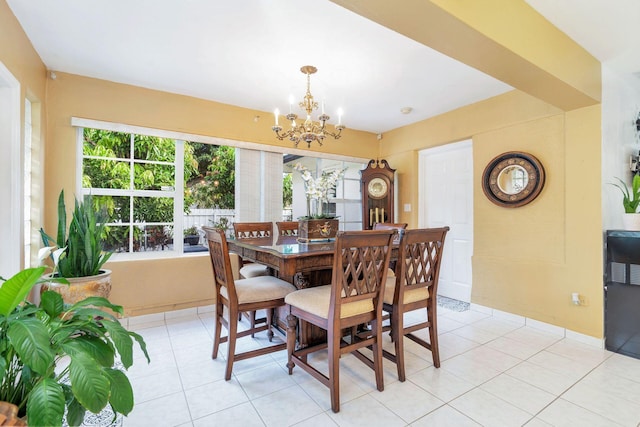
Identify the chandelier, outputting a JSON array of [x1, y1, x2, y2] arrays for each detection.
[[272, 65, 345, 148]]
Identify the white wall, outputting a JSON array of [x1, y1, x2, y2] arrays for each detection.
[[0, 61, 21, 278], [601, 65, 640, 230]]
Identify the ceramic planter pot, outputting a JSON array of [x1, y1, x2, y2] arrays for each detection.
[[41, 269, 112, 304], [622, 213, 640, 231]]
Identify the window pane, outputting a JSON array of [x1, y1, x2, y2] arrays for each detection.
[[134, 224, 172, 252], [104, 225, 130, 253], [134, 163, 175, 191], [83, 159, 130, 189], [133, 197, 174, 223], [92, 195, 130, 223], [84, 129, 131, 159], [133, 134, 175, 162]]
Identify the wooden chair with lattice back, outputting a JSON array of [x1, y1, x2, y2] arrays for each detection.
[[232, 222, 273, 278], [231, 221, 275, 331], [204, 226, 296, 380], [285, 229, 397, 413], [275, 221, 299, 244], [373, 222, 408, 274], [382, 227, 449, 381]]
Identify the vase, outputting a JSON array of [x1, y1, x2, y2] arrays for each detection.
[[298, 219, 339, 242], [41, 269, 112, 304], [622, 213, 640, 231]]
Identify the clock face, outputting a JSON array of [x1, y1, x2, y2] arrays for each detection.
[[367, 177, 388, 199]]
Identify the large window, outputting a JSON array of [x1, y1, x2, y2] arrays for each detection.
[[78, 120, 366, 257], [81, 129, 185, 254]]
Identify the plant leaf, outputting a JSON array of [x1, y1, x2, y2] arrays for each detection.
[[7, 317, 55, 375], [0, 267, 45, 317], [104, 368, 134, 415], [65, 395, 86, 427], [40, 290, 65, 318], [100, 320, 134, 368], [57, 190, 67, 248], [67, 296, 124, 316], [62, 336, 115, 368], [128, 330, 150, 364], [27, 377, 65, 427], [69, 352, 110, 413]]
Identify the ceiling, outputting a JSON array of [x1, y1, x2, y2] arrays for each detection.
[[7, 1, 639, 134]]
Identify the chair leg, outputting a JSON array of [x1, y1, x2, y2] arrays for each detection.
[[391, 308, 406, 382], [212, 301, 223, 359], [250, 310, 256, 338], [267, 308, 274, 342], [328, 324, 341, 413], [286, 314, 297, 374], [225, 307, 238, 381], [428, 305, 440, 368], [371, 317, 385, 391]]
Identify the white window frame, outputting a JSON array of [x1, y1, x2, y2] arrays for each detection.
[[76, 125, 184, 258], [72, 117, 369, 259]]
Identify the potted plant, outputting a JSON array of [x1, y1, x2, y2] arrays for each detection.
[[183, 226, 200, 246], [211, 217, 232, 238], [0, 267, 149, 426], [612, 174, 640, 230], [40, 190, 113, 303], [293, 163, 345, 242]]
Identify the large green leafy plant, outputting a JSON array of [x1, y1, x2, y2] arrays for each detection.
[[40, 190, 112, 277], [0, 267, 149, 426], [612, 174, 640, 213]]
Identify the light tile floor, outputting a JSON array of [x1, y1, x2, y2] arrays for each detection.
[[121, 307, 640, 427]]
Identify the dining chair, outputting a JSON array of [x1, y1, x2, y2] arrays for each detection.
[[275, 221, 299, 244], [285, 229, 397, 413], [382, 226, 449, 381], [373, 222, 408, 275], [373, 222, 408, 243], [232, 222, 273, 278], [204, 226, 296, 380]]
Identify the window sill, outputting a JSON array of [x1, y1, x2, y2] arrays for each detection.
[[107, 248, 208, 263]]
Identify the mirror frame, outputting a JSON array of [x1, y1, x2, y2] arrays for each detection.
[[482, 151, 545, 208]]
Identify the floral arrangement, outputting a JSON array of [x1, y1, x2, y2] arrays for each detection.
[[294, 163, 345, 219]]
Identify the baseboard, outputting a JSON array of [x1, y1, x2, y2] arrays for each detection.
[[469, 303, 604, 349]]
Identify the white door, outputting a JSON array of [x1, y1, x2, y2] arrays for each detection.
[[419, 140, 473, 302]]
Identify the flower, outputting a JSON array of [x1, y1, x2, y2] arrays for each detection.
[[38, 245, 67, 279], [294, 163, 345, 218]]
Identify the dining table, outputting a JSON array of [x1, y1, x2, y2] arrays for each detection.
[[226, 234, 399, 344], [226, 236, 337, 290]]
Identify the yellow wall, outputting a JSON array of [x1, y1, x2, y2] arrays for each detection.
[[44, 72, 377, 315], [1, 0, 605, 336], [0, 0, 47, 104], [381, 91, 603, 337]]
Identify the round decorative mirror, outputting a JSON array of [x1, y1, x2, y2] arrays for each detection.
[[482, 151, 545, 208]]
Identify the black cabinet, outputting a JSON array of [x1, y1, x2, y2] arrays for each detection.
[[605, 230, 640, 358]]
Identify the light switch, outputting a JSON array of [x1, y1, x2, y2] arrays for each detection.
[[403, 203, 411, 212]]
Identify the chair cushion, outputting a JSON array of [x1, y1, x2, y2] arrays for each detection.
[[383, 275, 429, 305], [240, 263, 269, 278], [285, 285, 374, 319], [221, 276, 296, 304]]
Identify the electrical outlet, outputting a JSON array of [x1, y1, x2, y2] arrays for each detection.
[[571, 293, 587, 306]]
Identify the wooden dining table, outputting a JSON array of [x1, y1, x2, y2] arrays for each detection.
[[227, 235, 399, 344], [226, 237, 339, 289]]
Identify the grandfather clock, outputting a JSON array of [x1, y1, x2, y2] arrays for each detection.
[[360, 159, 395, 230]]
